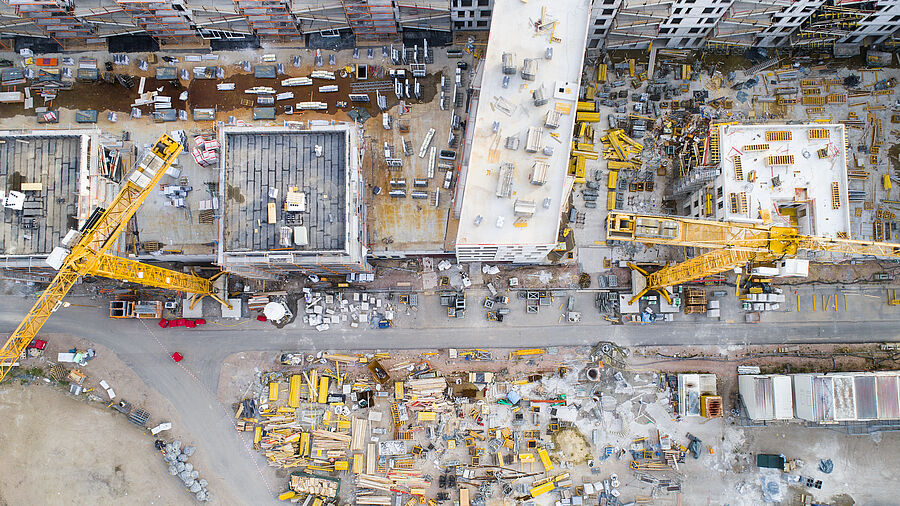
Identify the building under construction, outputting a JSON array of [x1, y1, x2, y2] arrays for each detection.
[[678, 123, 851, 239], [0, 0, 451, 49], [453, 0, 590, 263], [0, 0, 897, 52], [0, 129, 115, 272], [217, 124, 370, 280]]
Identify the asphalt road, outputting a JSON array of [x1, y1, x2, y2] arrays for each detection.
[[2, 292, 900, 503]]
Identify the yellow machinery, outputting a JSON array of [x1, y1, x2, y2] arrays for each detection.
[[0, 134, 230, 382], [607, 212, 900, 304]]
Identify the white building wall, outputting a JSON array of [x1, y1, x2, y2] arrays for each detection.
[[456, 244, 554, 263], [755, 0, 824, 47], [658, 0, 729, 49], [449, 0, 494, 30], [841, 2, 900, 46], [587, 0, 623, 50]]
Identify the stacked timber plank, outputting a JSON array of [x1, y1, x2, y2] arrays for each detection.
[[311, 429, 351, 456], [405, 377, 451, 412], [406, 377, 447, 396], [290, 473, 339, 498]]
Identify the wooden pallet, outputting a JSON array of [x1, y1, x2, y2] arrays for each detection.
[[801, 96, 826, 106], [808, 128, 830, 140]]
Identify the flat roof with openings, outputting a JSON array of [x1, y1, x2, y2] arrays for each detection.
[[217, 125, 369, 278], [0, 130, 107, 260], [715, 123, 850, 238], [221, 128, 347, 253], [454, 0, 590, 262]]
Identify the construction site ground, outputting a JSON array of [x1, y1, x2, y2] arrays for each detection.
[[0, 383, 189, 505], [576, 52, 900, 279], [4, 279, 900, 505], [0, 46, 466, 259], [221, 345, 900, 506], [3, 42, 900, 506], [0, 46, 897, 265]]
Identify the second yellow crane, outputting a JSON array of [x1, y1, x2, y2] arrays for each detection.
[[607, 212, 900, 304]]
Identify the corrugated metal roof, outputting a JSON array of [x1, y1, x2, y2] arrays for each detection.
[[813, 376, 834, 422], [876, 375, 900, 420], [754, 377, 774, 420], [773, 376, 793, 419], [854, 375, 877, 420], [833, 376, 857, 421]]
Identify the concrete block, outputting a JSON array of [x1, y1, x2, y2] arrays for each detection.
[[221, 299, 242, 318], [183, 298, 203, 318]]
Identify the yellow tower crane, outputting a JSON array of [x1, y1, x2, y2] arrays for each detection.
[[606, 212, 900, 304], [0, 134, 230, 382]]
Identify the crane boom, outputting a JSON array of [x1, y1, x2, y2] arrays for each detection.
[[0, 135, 227, 383], [92, 253, 215, 294], [607, 212, 900, 303]]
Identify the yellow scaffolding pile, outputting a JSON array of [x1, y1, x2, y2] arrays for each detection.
[[765, 130, 792, 141]]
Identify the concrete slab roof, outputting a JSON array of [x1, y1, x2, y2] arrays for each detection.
[[221, 128, 347, 253], [455, 0, 590, 249], [716, 123, 850, 238], [0, 133, 84, 256]]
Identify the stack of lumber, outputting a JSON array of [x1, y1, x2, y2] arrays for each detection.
[[356, 496, 392, 505], [358, 474, 394, 492], [405, 378, 452, 412], [290, 474, 339, 498], [247, 295, 269, 311], [388, 360, 415, 372], [406, 377, 446, 396], [264, 447, 308, 468], [386, 470, 427, 489], [260, 428, 309, 468], [311, 429, 351, 455], [351, 418, 368, 452], [323, 353, 358, 364], [260, 416, 299, 431]]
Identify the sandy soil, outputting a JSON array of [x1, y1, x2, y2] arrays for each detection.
[[0, 384, 186, 506], [6, 333, 229, 505]]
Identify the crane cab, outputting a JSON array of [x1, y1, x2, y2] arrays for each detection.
[[152, 134, 181, 160]]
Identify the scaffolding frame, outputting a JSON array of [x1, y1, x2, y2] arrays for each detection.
[[7, 0, 96, 49], [341, 0, 398, 41], [116, 0, 201, 44], [235, 0, 300, 42]]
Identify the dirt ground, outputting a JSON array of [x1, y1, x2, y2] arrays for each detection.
[[0, 383, 187, 506], [0, 64, 439, 125], [4, 332, 227, 505]]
